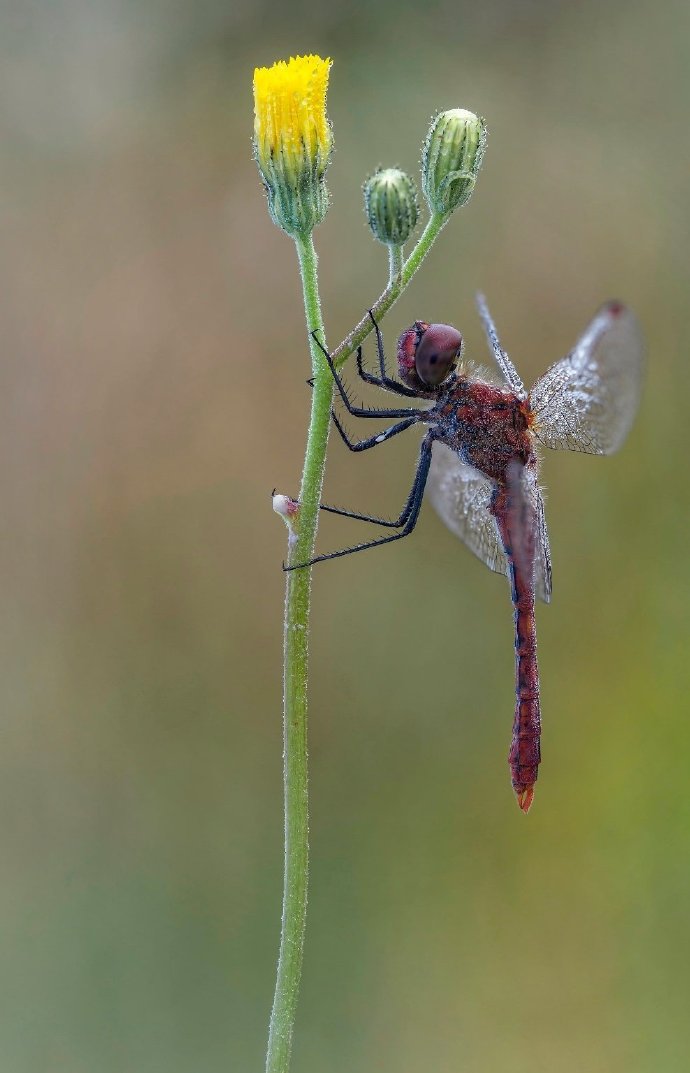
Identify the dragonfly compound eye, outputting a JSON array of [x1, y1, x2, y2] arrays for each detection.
[[414, 323, 463, 387]]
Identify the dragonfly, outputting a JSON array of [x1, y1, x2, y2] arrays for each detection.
[[289, 296, 644, 811]]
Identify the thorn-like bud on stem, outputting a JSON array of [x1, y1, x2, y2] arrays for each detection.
[[422, 108, 487, 216], [363, 167, 419, 248], [272, 491, 300, 548], [253, 55, 333, 236]]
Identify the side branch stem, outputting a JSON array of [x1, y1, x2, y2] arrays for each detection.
[[331, 211, 447, 367]]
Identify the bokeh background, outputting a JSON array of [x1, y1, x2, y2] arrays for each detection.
[[2, 1, 689, 1070]]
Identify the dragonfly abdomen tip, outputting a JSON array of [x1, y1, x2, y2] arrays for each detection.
[[516, 786, 535, 813]]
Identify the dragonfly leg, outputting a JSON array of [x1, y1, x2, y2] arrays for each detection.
[[311, 330, 422, 420], [309, 358, 414, 400], [318, 501, 407, 527], [285, 433, 434, 569], [352, 311, 419, 398], [319, 421, 423, 525], [283, 416, 419, 527], [355, 347, 417, 397], [370, 309, 388, 381], [282, 496, 409, 529], [330, 411, 418, 452]]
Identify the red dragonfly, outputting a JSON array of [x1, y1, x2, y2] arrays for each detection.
[[292, 296, 644, 811]]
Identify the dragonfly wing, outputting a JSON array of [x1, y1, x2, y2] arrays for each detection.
[[476, 293, 526, 397], [522, 465, 552, 604], [428, 445, 552, 604], [529, 302, 644, 455], [428, 443, 509, 580]]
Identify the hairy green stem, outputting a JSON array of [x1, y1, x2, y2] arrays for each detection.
[[265, 231, 331, 1073], [266, 208, 450, 1073], [388, 244, 403, 287]]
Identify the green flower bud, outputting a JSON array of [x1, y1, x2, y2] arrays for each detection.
[[422, 109, 487, 216], [363, 167, 419, 247]]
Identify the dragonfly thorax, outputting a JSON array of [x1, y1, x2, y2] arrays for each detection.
[[428, 378, 535, 483]]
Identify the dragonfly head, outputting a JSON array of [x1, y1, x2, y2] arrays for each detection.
[[397, 321, 463, 394]]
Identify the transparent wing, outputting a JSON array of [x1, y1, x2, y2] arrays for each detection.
[[529, 302, 644, 455], [427, 444, 507, 576], [476, 292, 526, 397], [427, 444, 552, 602], [523, 464, 552, 603]]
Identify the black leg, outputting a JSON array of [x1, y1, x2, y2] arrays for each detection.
[[370, 309, 406, 391], [285, 434, 434, 569], [330, 411, 418, 452], [284, 495, 409, 530], [352, 312, 419, 398], [354, 348, 387, 389], [318, 502, 406, 527], [370, 310, 388, 381], [311, 330, 422, 420], [310, 363, 411, 401], [283, 412, 421, 525], [355, 347, 418, 398], [286, 414, 419, 527]]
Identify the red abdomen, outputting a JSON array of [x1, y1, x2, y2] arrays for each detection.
[[492, 470, 541, 813]]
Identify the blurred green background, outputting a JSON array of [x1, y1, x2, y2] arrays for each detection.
[[1, 1, 689, 1070]]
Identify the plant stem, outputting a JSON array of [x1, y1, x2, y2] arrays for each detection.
[[332, 210, 447, 367], [266, 209, 449, 1073], [265, 231, 331, 1073], [388, 244, 403, 287]]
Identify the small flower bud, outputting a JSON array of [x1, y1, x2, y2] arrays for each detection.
[[272, 491, 300, 548], [363, 168, 419, 247], [253, 55, 333, 236], [422, 109, 487, 216]]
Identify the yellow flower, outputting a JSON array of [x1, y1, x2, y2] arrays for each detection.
[[253, 55, 333, 236], [254, 55, 332, 177]]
